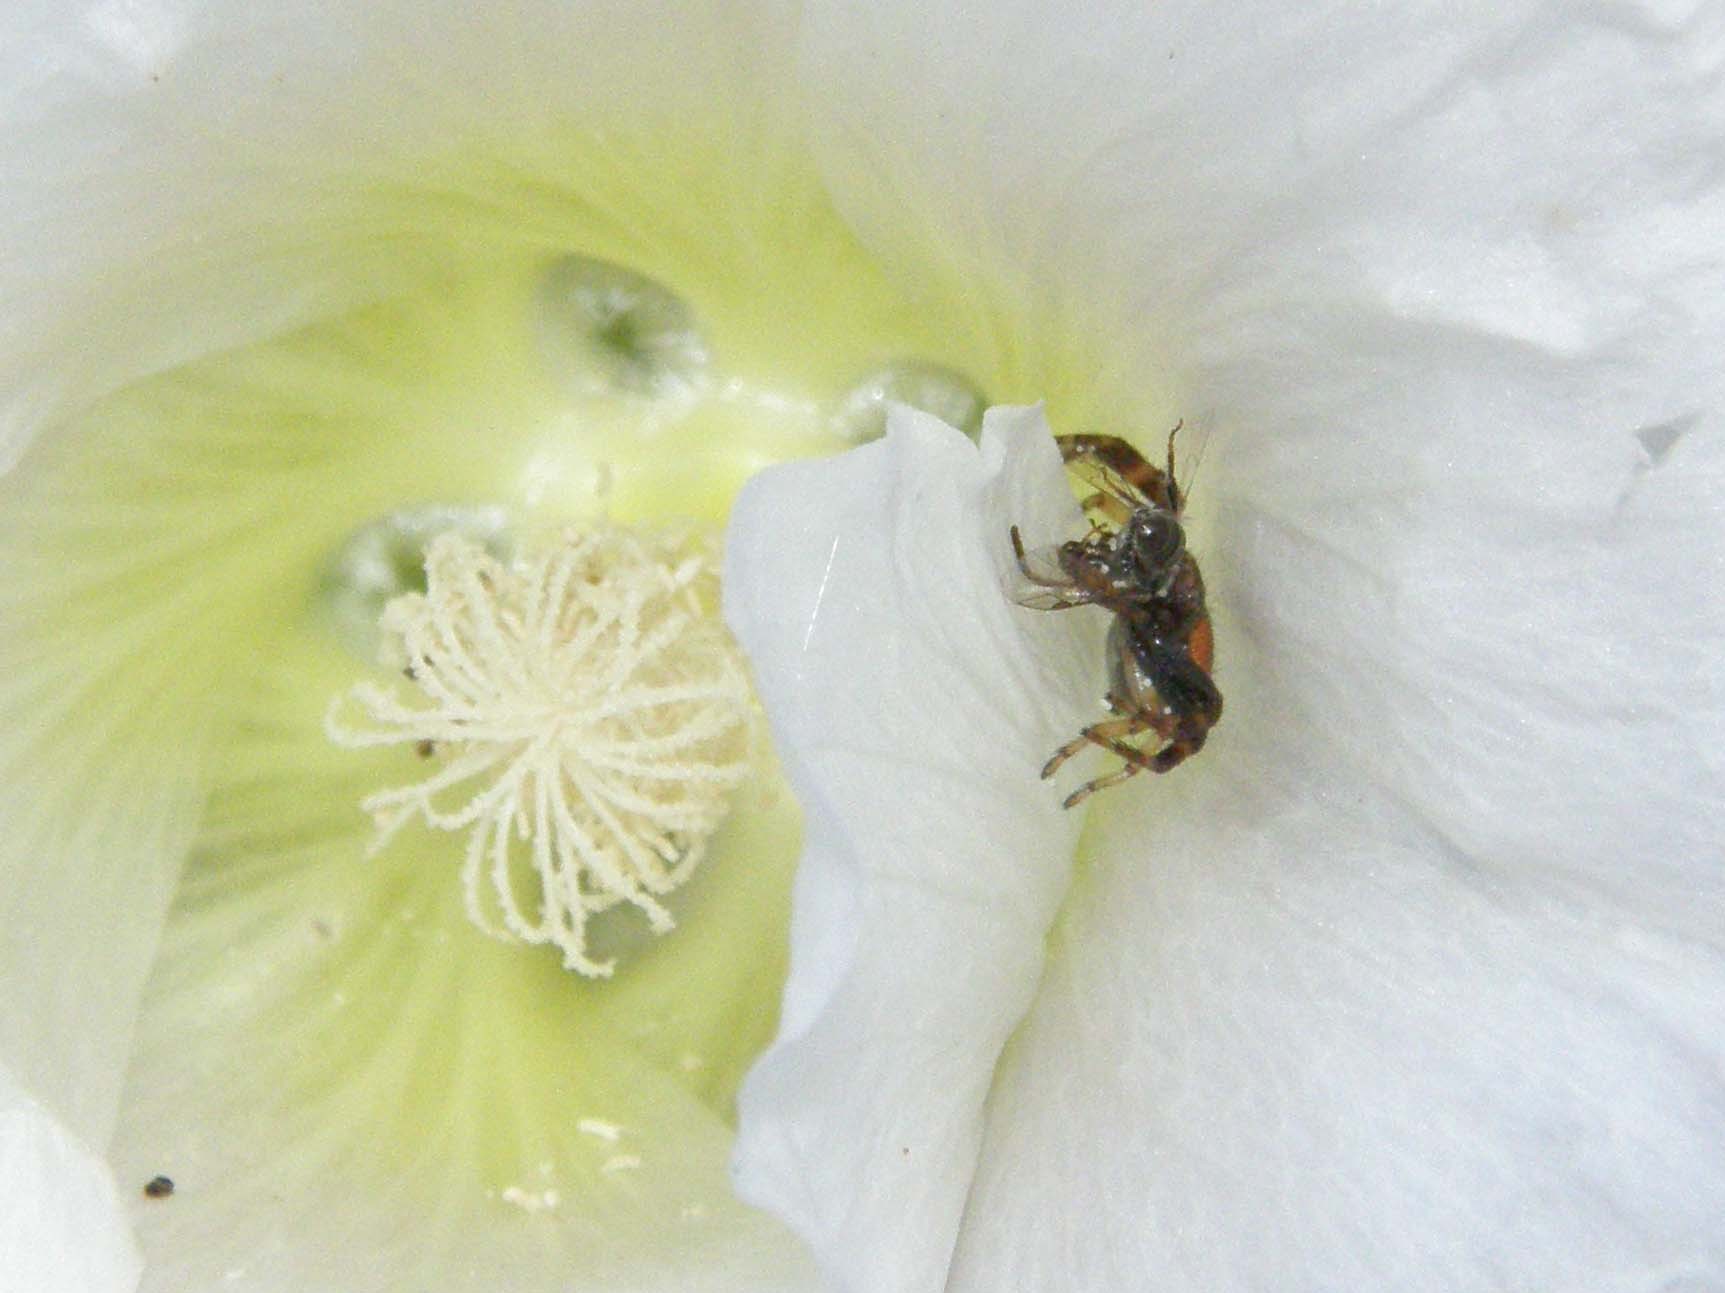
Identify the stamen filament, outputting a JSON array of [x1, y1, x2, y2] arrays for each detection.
[[327, 524, 755, 976]]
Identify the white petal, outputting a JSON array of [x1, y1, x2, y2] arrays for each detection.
[[724, 406, 1101, 1292], [799, 1, 1725, 428], [790, 6, 1725, 1287], [951, 756, 1725, 1290], [0, 0, 799, 470], [946, 352, 1725, 1285], [0, 435, 229, 1147], [0, 1060, 140, 1293]]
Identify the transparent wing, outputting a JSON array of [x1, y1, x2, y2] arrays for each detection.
[[1007, 537, 1098, 611], [1065, 462, 1144, 526], [1013, 585, 1089, 612], [1057, 428, 1211, 518], [1171, 413, 1215, 510]]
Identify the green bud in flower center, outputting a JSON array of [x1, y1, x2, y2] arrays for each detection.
[[320, 504, 512, 662], [831, 359, 988, 443], [535, 256, 711, 401]]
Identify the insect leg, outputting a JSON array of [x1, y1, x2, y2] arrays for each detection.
[[1040, 732, 1091, 780], [1061, 761, 1146, 809], [1046, 707, 1208, 805], [1039, 713, 1153, 780], [1047, 713, 1168, 808], [1010, 526, 1063, 587], [1077, 490, 1134, 528], [1146, 721, 1210, 774]]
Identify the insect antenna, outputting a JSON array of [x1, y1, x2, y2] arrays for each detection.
[[1167, 415, 1214, 515]]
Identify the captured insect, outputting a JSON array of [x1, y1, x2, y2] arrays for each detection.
[[1009, 424, 1222, 808]]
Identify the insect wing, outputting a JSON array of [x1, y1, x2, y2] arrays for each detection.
[[1056, 431, 1187, 516], [1070, 456, 1149, 509], [1013, 586, 1085, 611], [1009, 540, 1087, 610]]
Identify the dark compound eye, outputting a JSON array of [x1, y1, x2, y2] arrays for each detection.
[[1129, 511, 1184, 573]]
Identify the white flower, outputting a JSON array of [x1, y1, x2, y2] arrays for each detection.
[[722, 4, 1725, 1292], [3, 3, 1722, 1293]]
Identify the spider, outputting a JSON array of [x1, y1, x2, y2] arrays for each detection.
[[1010, 424, 1222, 808]]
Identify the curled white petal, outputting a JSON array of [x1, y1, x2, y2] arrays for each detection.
[[724, 405, 1102, 1291]]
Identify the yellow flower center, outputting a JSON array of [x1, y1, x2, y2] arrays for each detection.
[[0, 122, 1151, 1285]]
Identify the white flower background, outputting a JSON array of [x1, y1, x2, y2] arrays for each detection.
[[2, 2, 1723, 1292]]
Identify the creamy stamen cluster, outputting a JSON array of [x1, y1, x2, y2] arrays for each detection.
[[326, 524, 754, 976]]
